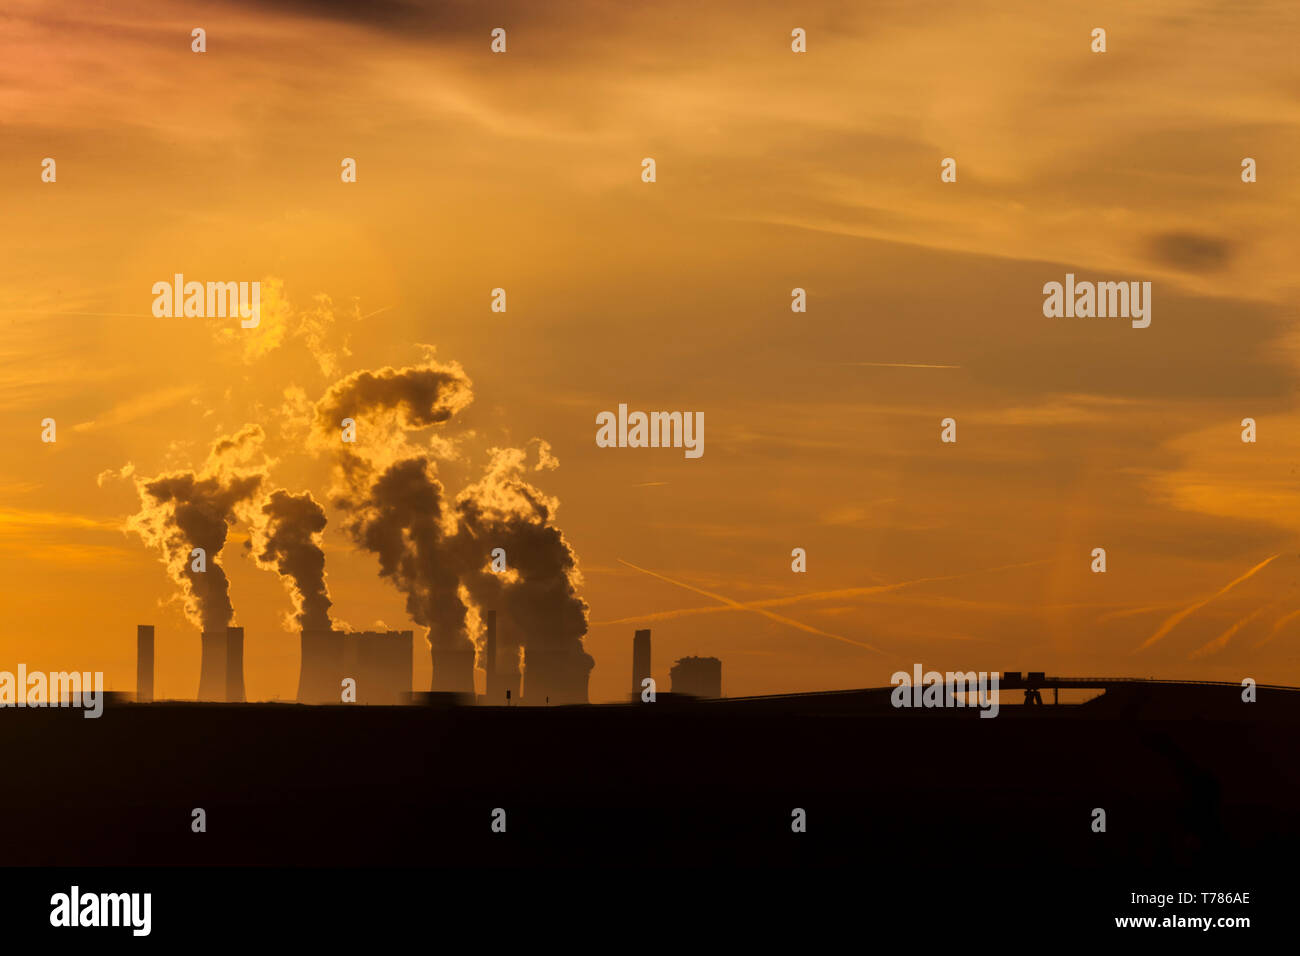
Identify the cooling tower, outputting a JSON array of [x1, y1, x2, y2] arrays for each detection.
[[136, 625, 154, 703], [197, 629, 228, 701], [482, 613, 521, 704], [503, 660, 521, 702], [342, 634, 374, 704], [382, 634, 413, 702], [522, 648, 592, 705], [632, 628, 651, 699], [225, 626, 246, 702], [341, 631, 413, 705], [431, 643, 475, 694], [298, 629, 345, 703]]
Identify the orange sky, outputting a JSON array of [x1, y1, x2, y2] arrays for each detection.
[[2, 0, 1298, 701]]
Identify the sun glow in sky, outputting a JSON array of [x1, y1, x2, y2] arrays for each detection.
[[1, 0, 1298, 701]]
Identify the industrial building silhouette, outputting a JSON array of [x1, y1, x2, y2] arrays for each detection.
[[671, 655, 723, 698], [297, 629, 414, 705]]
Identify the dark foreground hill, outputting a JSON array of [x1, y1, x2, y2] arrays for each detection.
[[3, 681, 1297, 869]]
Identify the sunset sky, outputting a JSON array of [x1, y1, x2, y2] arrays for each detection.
[[2, 0, 1298, 702]]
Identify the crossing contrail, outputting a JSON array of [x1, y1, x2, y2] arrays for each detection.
[[1256, 606, 1300, 648], [615, 559, 882, 653], [1136, 554, 1279, 653], [1188, 600, 1279, 659], [595, 558, 1052, 627]]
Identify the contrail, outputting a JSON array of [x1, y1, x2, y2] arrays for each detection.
[[1256, 606, 1300, 648], [840, 362, 961, 369], [615, 559, 882, 653], [594, 558, 1053, 627], [0, 310, 152, 318], [1097, 603, 1183, 622], [1136, 554, 1279, 653], [1188, 600, 1279, 659]]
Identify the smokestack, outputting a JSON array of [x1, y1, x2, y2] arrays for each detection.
[[198, 629, 228, 701], [484, 610, 498, 701], [632, 628, 650, 700], [225, 626, 245, 702], [136, 625, 154, 703]]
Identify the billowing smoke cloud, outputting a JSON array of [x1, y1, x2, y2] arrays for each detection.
[[127, 425, 267, 630], [316, 360, 474, 650], [316, 362, 472, 428], [335, 457, 467, 647], [312, 355, 593, 694], [451, 445, 592, 674], [252, 489, 333, 631], [314, 358, 473, 469]]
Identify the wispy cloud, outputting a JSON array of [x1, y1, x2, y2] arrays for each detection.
[[73, 385, 199, 433], [0, 507, 121, 532]]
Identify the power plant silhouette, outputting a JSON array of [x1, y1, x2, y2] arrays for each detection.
[[132, 619, 717, 706], [125, 620, 1300, 724]]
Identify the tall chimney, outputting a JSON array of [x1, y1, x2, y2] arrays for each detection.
[[225, 626, 246, 702], [484, 610, 498, 702], [632, 628, 651, 700], [197, 629, 228, 701], [136, 625, 154, 703]]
